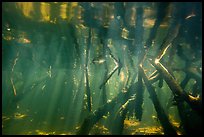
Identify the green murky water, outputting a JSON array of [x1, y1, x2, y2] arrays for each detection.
[[2, 2, 202, 135]]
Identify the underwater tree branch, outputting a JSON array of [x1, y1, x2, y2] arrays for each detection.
[[172, 66, 202, 89], [149, 59, 202, 115], [180, 74, 190, 89], [99, 65, 118, 89], [99, 47, 122, 89], [10, 78, 17, 96], [149, 74, 161, 84], [10, 51, 19, 96], [84, 28, 92, 112], [156, 22, 181, 61], [100, 40, 109, 105]]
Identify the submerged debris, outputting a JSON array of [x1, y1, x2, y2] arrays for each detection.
[[133, 126, 164, 135], [90, 123, 110, 135]]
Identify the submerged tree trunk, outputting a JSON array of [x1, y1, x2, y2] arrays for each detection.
[[77, 95, 117, 135], [146, 2, 170, 48], [133, 6, 145, 122], [134, 69, 144, 121], [77, 82, 138, 135], [140, 66, 177, 135], [111, 103, 129, 135]]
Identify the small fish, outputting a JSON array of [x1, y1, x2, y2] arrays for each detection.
[[47, 66, 52, 78], [42, 85, 46, 90], [60, 117, 65, 120], [92, 55, 106, 64], [152, 115, 159, 121], [14, 113, 27, 119], [102, 115, 108, 119], [75, 126, 80, 130], [17, 37, 31, 44], [185, 13, 196, 19], [2, 116, 10, 121]]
